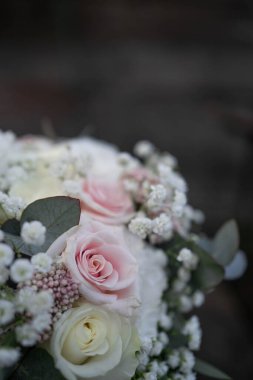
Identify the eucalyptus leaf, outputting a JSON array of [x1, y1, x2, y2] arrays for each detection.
[[191, 241, 224, 290], [212, 220, 239, 267], [9, 348, 66, 380], [2, 197, 81, 256], [195, 358, 232, 379], [1, 219, 20, 235], [165, 235, 224, 291]]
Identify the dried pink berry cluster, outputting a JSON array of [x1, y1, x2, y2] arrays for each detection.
[[22, 263, 80, 325]]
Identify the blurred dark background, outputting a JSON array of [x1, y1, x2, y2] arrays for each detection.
[[0, 1, 252, 378]]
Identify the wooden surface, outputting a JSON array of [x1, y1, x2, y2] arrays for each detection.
[[0, 2, 253, 378]]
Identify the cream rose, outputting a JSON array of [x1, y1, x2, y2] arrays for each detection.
[[49, 303, 140, 380], [9, 171, 64, 204], [47, 218, 139, 316], [79, 178, 134, 225]]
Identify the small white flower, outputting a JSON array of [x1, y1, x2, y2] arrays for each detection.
[[118, 152, 138, 169], [150, 340, 163, 356], [177, 248, 198, 270], [168, 350, 180, 368], [32, 312, 52, 333], [0, 299, 15, 325], [185, 373, 197, 380], [16, 287, 36, 313], [179, 295, 193, 313], [21, 221, 46, 246], [63, 180, 82, 197], [0, 348, 20, 367], [178, 267, 191, 282], [31, 253, 52, 273], [28, 290, 54, 315], [158, 332, 169, 345], [10, 259, 34, 283], [157, 361, 169, 376], [183, 316, 202, 350], [159, 313, 173, 330], [173, 279, 186, 292], [192, 291, 205, 308], [0, 265, 9, 284], [16, 323, 38, 347], [129, 216, 153, 239], [137, 350, 149, 371], [134, 140, 154, 158], [152, 213, 173, 238], [0, 243, 14, 266], [144, 372, 157, 380], [141, 337, 153, 354], [0, 192, 25, 220], [147, 184, 167, 209], [180, 348, 195, 373], [172, 190, 187, 217]]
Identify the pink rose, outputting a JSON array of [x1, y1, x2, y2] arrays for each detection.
[[79, 178, 134, 224], [47, 218, 139, 316]]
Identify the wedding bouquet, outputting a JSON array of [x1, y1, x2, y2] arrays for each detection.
[[0, 130, 242, 380]]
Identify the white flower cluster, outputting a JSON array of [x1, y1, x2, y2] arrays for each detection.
[[125, 141, 205, 243], [0, 347, 21, 367], [0, 192, 25, 220], [137, 337, 197, 380], [21, 221, 46, 246], [183, 316, 202, 351], [0, 234, 53, 352], [15, 287, 53, 346]]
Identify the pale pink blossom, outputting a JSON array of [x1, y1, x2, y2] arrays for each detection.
[[79, 178, 134, 224], [47, 218, 139, 315]]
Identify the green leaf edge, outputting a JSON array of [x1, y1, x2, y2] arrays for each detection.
[[195, 358, 232, 380]]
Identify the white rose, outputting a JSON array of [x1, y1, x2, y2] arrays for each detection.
[[9, 170, 64, 204], [49, 303, 140, 380]]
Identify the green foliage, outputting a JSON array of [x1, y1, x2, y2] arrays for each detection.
[[9, 348, 66, 380], [165, 234, 224, 291], [190, 241, 224, 291], [2, 197, 80, 256], [195, 358, 232, 379], [212, 220, 239, 267]]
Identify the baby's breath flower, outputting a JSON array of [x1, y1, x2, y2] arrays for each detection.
[[0, 299, 15, 325], [0, 192, 25, 220], [31, 253, 52, 273], [180, 348, 195, 373], [21, 221, 46, 246], [172, 190, 187, 217], [0, 243, 14, 266], [10, 259, 34, 283], [31, 312, 52, 333], [168, 350, 180, 369], [177, 248, 198, 270], [183, 316, 202, 350], [129, 216, 152, 239], [28, 290, 53, 315], [134, 140, 155, 159], [192, 291, 205, 308], [0, 348, 20, 367], [16, 323, 38, 347], [152, 213, 173, 238], [147, 184, 167, 210], [179, 295, 193, 313], [16, 287, 36, 313]]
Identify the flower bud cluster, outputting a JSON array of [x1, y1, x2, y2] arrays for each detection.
[[123, 142, 204, 244]]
